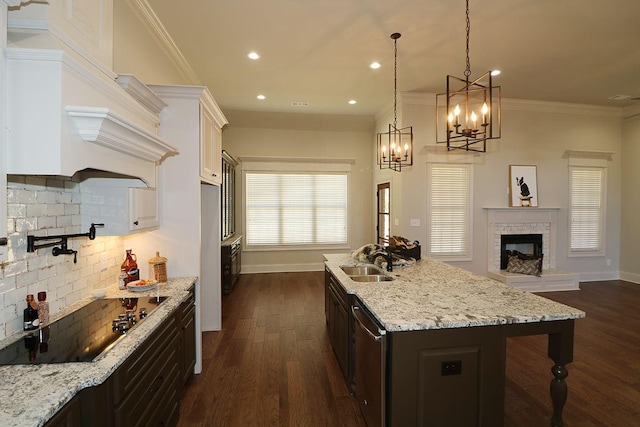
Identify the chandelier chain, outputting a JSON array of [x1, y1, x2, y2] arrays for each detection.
[[464, 0, 471, 78], [393, 36, 398, 127]]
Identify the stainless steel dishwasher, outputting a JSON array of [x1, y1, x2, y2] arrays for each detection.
[[352, 298, 387, 427]]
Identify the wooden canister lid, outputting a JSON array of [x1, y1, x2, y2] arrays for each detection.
[[148, 251, 167, 264]]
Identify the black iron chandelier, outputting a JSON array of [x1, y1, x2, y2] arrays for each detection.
[[436, 0, 501, 152], [377, 33, 413, 172]]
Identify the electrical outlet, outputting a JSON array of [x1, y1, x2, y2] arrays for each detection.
[[441, 360, 462, 376], [606, 259, 611, 266], [410, 219, 420, 227]]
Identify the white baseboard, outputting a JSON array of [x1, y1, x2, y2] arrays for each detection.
[[241, 263, 325, 274], [578, 271, 620, 282], [620, 271, 640, 284]]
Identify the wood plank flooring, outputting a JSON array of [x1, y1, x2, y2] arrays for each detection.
[[177, 273, 640, 426]]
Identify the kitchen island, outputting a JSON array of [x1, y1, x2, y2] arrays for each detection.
[[0, 277, 197, 427], [324, 254, 585, 427]]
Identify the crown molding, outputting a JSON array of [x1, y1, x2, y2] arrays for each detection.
[[127, 0, 201, 85]]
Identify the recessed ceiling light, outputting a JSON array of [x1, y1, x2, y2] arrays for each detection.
[[248, 52, 260, 60], [257, 94, 266, 100], [370, 62, 381, 69], [491, 70, 501, 76], [348, 100, 357, 105]]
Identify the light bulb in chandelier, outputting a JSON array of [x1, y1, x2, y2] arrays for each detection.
[[377, 32, 413, 172], [435, 0, 501, 152]]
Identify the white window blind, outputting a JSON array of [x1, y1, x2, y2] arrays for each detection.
[[245, 172, 348, 247], [428, 164, 471, 258], [569, 167, 604, 253]]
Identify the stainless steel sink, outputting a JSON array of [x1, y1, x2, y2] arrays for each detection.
[[341, 265, 385, 275], [349, 275, 394, 282]]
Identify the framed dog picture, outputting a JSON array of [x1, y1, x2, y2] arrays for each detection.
[[509, 165, 538, 207]]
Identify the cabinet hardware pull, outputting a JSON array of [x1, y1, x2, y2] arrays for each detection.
[[149, 375, 164, 393], [0, 237, 7, 246], [133, 221, 139, 225]]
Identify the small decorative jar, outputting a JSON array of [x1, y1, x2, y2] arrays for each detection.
[[148, 251, 168, 282]]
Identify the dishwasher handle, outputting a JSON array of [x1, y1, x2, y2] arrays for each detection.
[[352, 305, 385, 342]]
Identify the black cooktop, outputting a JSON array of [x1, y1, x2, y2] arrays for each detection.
[[0, 296, 167, 365]]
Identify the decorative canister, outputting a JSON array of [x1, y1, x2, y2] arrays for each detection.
[[148, 251, 168, 282]]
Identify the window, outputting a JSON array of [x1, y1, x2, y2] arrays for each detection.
[[428, 163, 472, 260], [569, 166, 605, 255], [245, 172, 348, 247], [377, 182, 390, 245]]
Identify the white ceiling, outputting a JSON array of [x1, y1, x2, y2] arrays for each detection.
[[147, 0, 640, 116]]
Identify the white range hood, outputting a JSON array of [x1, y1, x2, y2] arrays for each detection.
[[5, 47, 176, 186]]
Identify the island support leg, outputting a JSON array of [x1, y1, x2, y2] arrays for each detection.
[[550, 363, 568, 427], [547, 321, 575, 427]]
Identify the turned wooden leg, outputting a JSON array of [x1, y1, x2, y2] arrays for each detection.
[[550, 364, 568, 427]]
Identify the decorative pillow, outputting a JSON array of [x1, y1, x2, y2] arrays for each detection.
[[506, 253, 543, 277]]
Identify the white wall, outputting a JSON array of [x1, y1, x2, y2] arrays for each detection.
[[620, 111, 640, 283], [113, 1, 196, 85], [380, 95, 623, 281], [222, 110, 374, 273]]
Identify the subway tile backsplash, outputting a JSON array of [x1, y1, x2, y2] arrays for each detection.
[[0, 176, 124, 339]]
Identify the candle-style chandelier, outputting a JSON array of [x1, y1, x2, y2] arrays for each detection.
[[377, 33, 413, 172], [436, 0, 501, 152]]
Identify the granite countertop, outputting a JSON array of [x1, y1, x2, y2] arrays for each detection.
[[0, 277, 197, 427], [324, 254, 585, 332]]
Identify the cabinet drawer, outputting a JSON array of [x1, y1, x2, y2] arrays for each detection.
[[112, 315, 178, 405], [113, 333, 180, 427], [326, 269, 348, 308]]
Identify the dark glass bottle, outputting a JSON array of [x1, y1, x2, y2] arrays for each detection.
[[121, 248, 140, 285], [23, 294, 39, 331]]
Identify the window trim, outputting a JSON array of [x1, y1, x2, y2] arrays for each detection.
[[241, 158, 352, 252], [426, 162, 474, 262], [567, 165, 607, 257]]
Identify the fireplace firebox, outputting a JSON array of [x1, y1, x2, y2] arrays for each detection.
[[500, 234, 543, 270]]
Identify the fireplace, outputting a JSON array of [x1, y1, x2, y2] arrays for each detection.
[[485, 208, 579, 292], [500, 234, 543, 270]]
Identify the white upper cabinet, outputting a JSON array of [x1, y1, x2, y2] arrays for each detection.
[[7, 0, 114, 75], [200, 103, 223, 185], [80, 177, 159, 236], [150, 85, 228, 186]]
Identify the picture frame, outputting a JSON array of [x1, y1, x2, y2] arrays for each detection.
[[509, 165, 538, 207]]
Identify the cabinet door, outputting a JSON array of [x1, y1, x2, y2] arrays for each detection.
[[180, 289, 196, 385], [128, 187, 159, 232], [211, 121, 223, 185], [200, 104, 222, 185]]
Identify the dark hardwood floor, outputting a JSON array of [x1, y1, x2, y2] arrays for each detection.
[[177, 273, 640, 426]]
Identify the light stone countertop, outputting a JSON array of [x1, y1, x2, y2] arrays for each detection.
[[324, 254, 585, 332], [0, 277, 197, 427]]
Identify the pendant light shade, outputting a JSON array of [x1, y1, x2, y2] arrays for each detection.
[[378, 33, 413, 172], [436, 0, 501, 152]]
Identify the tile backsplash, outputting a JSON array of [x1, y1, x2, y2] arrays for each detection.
[[0, 176, 124, 339]]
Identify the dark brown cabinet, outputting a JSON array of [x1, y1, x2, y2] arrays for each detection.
[[221, 235, 241, 295], [44, 394, 81, 427], [44, 291, 196, 427], [111, 307, 181, 427], [180, 287, 196, 385], [221, 151, 238, 241], [324, 268, 351, 384]]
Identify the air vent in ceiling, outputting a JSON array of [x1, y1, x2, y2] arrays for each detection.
[[291, 101, 310, 107]]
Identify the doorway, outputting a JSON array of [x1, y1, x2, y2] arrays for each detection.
[[377, 182, 390, 245]]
